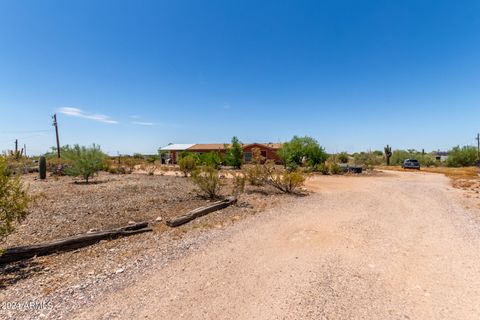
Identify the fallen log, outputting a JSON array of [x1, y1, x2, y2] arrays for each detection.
[[0, 222, 151, 264], [167, 196, 237, 227]]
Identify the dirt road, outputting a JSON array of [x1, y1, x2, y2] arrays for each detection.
[[74, 171, 480, 319]]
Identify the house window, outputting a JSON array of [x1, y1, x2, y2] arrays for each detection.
[[244, 152, 252, 162]]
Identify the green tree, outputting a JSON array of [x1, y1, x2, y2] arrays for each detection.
[[0, 156, 30, 242], [225, 136, 243, 169], [278, 136, 327, 169], [63, 144, 106, 183]]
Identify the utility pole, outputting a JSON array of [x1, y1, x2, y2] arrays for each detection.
[[52, 114, 61, 158], [476, 133, 480, 160]]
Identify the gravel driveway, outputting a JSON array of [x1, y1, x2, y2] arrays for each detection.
[[43, 171, 480, 318]]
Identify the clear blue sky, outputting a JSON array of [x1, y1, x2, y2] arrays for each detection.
[[1, 0, 479, 155]]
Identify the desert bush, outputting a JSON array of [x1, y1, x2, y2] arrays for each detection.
[[0, 156, 30, 242], [278, 136, 328, 169], [390, 150, 411, 165], [329, 163, 342, 174], [353, 152, 383, 167], [191, 166, 223, 199], [232, 174, 246, 197], [62, 144, 106, 183], [446, 146, 478, 167], [199, 152, 223, 169], [314, 163, 330, 175], [178, 154, 198, 177], [146, 155, 158, 164], [337, 152, 349, 164], [419, 154, 437, 167], [268, 170, 306, 193], [225, 136, 243, 169], [262, 161, 306, 193], [243, 164, 266, 186]]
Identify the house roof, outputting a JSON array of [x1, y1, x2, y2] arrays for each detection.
[[245, 143, 282, 150], [189, 144, 227, 151], [160, 142, 283, 151], [160, 144, 195, 151]]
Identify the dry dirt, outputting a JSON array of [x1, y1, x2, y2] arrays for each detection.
[[66, 170, 480, 320], [0, 172, 292, 319], [3, 170, 480, 319]]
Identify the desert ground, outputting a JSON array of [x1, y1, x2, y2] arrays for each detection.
[[2, 169, 480, 319]]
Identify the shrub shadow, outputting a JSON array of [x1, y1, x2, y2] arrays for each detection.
[[0, 259, 44, 289]]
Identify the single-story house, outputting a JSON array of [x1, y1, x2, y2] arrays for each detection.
[[159, 143, 282, 164]]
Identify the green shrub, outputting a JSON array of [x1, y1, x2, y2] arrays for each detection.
[[278, 136, 327, 169], [191, 166, 223, 199], [353, 152, 383, 167], [314, 163, 330, 175], [178, 154, 198, 177], [390, 150, 411, 165], [199, 152, 223, 169], [0, 157, 30, 242], [63, 144, 106, 183], [446, 146, 478, 167], [418, 154, 437, 167], [337, 152, 349, 164], [329, 163, 342, 175]]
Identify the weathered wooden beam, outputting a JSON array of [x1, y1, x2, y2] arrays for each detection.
[[166, 197, 237, 227], [0, 222, 151, 264]]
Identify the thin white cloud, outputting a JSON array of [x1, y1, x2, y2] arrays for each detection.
[[58, 107, 119, 124], [132, 121, 156, 126]]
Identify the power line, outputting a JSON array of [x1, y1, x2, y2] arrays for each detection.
[[0, 129, 51, 134]]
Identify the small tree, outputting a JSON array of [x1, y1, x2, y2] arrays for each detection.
[[63, 144, 106, 183], [225, 136, 243, 169], [0, 157, 30, 242], [191, 166, 223, 199]]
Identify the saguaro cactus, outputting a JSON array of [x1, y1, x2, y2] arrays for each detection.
[[384, 145, 392, 166], [39, 156, 47, 180]]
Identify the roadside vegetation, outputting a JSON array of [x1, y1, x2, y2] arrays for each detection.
[[0, 156, 30, 242]]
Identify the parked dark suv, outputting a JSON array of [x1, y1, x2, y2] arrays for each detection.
[[402, 159, 420, 170]]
